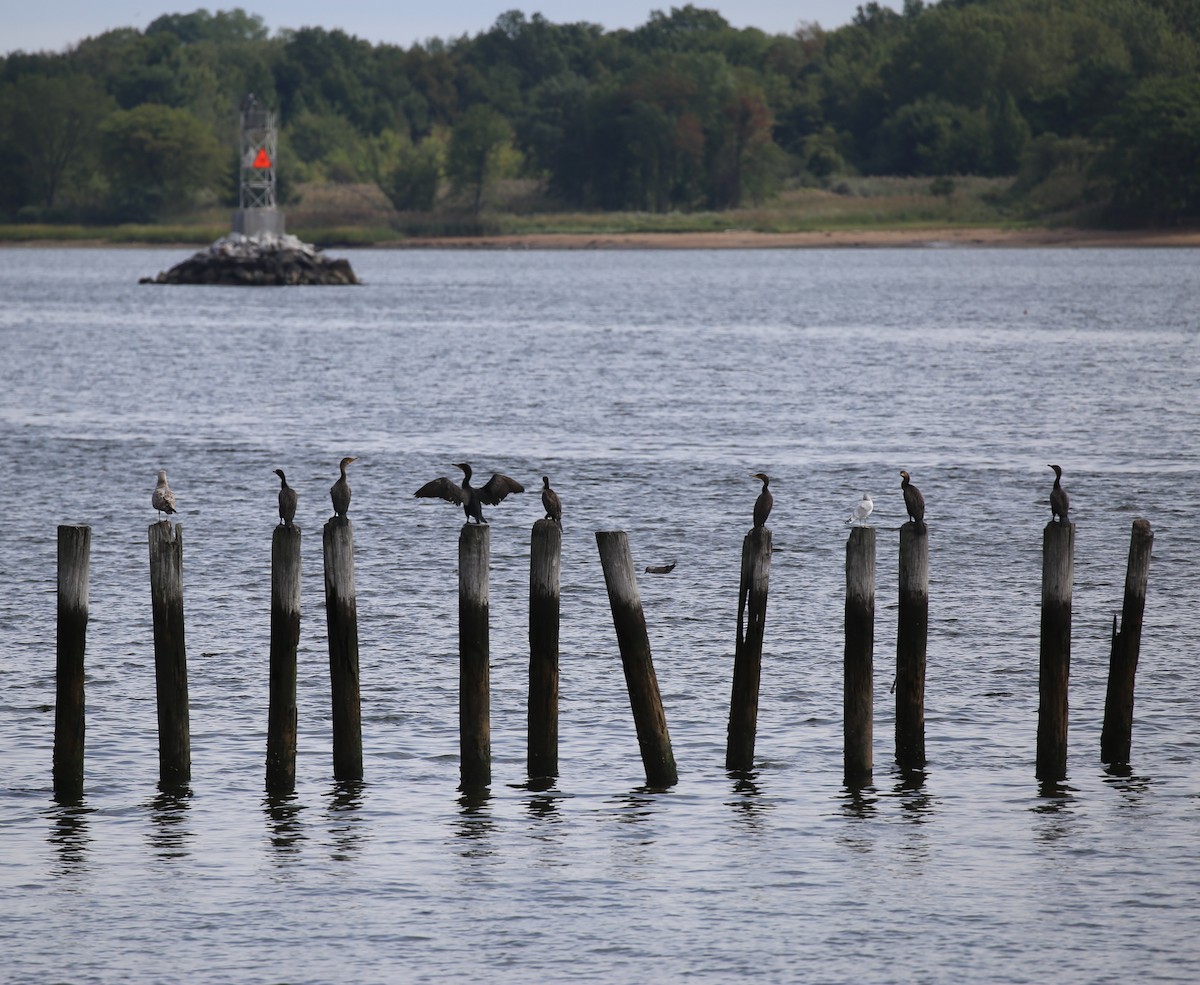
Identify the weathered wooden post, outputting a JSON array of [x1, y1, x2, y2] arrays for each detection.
[[726, 526, 772, 772], [1101, 518, 1153, 766], [844, 525, 876, 784], [1037, 521, 1075, 782], [54, 524, 91, 800], [528, 519, 561, 781], [460, 523, 491, 789], [323, 516, 362, 781], [266, 524, 301, 793], [896, 522, 928, 769], [149, 520, 190, 787], [595, 530, 678, 788]]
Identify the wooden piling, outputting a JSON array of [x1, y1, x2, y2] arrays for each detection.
[[726, 526, 772, 773], [53, 524, 91, 800], [459, 523, 491, 789], [323, 517, 362, 781], [149, 520, 190, 787], [266, 525, 301, 793], [844, 525, 876, 783], [896, 521, 928, 769], [528, 519, 561, 780], [1037, 521, 1075, 782], [1101, 519, 1153, 766], [595, 530, 678, 788]]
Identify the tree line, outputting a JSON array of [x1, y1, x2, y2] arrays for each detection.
[[2, 1, 1198, 225]]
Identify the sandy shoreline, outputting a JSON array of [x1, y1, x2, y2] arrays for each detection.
[[5, 226, 1199, 250]]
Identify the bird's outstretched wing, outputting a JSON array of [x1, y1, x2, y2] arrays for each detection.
[[414, 477, 464, 504], [479, 473, 525, 505]]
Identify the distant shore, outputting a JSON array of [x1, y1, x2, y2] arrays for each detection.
[[5, 226, 1199, 250], [379, 227, 1200, 249]]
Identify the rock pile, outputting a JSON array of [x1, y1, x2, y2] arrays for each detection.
[[140, 233, 359, 286]]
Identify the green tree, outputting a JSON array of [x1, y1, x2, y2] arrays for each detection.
[[0, 74, 113, 210], [1099, 74, 1200, 221], [446, 104, 515, 213], [98, 103, 224, 219]]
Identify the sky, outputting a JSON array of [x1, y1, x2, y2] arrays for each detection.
[[3, 1, 875, 54]]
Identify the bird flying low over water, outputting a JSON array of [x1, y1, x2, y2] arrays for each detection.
[[1048, 464, 1070, 524], [899, 470, 925, 528], [152, 470, 177, 517], [274, 469, 297, 528], [541, 476, 562, 524], [414, 463, 524, 524], [330, 457, 356, 518], [751, 472, 773, 529], [847, 493, 873, 526]]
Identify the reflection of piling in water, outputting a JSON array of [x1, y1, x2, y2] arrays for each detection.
[[844, 525, 875, 784], [460, 523, 491, 789], [266, 525, 301, 793], [726, 526, 772, 773], [896, 522, 928, 770], [528, 519, 561, 781], [323, 517, 362, 781], [595, 530, 678, 788], [1102, 519, 1153, 767], [1037, 521, 1075, 782], [149, 521, 190, 787], [54, 525, 91, 801]]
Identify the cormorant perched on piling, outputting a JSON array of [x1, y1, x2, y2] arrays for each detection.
[[414, 462, 524, 524], [330, 457, 356, 518], [1048, 464, 1070, 524], [541, 476, 562, 524], [274, 468, 297, 528], [900, 470, 925, 528], [751, 473, 773, 529], [152, 470, 177, 517]]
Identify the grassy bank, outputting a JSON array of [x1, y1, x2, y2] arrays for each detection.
[[0, 176, 1060, 247]]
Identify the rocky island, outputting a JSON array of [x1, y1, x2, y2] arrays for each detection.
[[140, 232, 359, 286]]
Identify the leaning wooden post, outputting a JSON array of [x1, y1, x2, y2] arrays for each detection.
[[149, 520, 190, 787], [844, 525, 875, 784], [896, 522, 928, 769], [595, 531, 678, 787], [266, 525, 301, 793], [54, 524, 91, 800], [323, 517, 362, 781], [725, 526, 772, 772], [1101, 519, 1153, 766], [528, 519, 561, 780], [460, 523, 491, 789], [1037, 521, 1075, 782]]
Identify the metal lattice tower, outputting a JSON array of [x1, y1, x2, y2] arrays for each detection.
[[232, 94, 285, 236], [239, 94, 277, 210]]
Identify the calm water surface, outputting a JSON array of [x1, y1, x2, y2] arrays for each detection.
[[1, 246, 1199, 983]]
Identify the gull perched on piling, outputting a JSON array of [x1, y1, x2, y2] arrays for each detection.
[[152, 470, 177, 517], [847, 493, 873, 526]]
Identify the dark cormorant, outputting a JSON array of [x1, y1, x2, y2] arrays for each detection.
[[751, 472, 773, 529], [541, 476, 562, 524], [414, 462, 524, 524], [152, 469, 177, 516], [900, 470, 925, 527], [1048, 464, 1069, 524], [274, 468, 297, 528], [330, 457, 356, 518]]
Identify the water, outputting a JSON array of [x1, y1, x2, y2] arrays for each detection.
[[1, 246, 1199, 983]]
